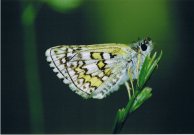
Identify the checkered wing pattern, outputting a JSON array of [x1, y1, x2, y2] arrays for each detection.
[[45, 44, 131, 99]]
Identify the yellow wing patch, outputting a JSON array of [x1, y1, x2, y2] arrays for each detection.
[[97, 60, 105, 69], [90, 77, 103, 87], [104, 68, 112, 76], [91, 52, 103, 60]]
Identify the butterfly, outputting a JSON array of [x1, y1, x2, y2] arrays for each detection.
[[45, 37, 153, 99]]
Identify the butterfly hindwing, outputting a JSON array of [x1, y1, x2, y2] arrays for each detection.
[[46, 44, 132, 99]]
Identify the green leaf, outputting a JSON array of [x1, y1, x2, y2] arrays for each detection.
[[137, 51, 163, 89], [130, 87, 152, 112]]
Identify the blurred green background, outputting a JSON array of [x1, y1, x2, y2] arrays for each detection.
[[2, 0, 194, 133]]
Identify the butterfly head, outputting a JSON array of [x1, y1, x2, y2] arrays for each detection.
[[137, 37, 153, 56], [132, 37, 153, 56]]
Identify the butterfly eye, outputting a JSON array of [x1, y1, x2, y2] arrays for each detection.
[[140, 43, 147, 51]]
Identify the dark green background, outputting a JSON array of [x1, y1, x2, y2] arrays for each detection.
[[2, 0, 194, 134]]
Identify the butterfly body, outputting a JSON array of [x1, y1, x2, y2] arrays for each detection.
[[46, 38, 153, 99]]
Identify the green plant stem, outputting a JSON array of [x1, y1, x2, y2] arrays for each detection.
[[112, 90, 139, 134], [112, 87, 152, 133], [21, 2, 44, 133]]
